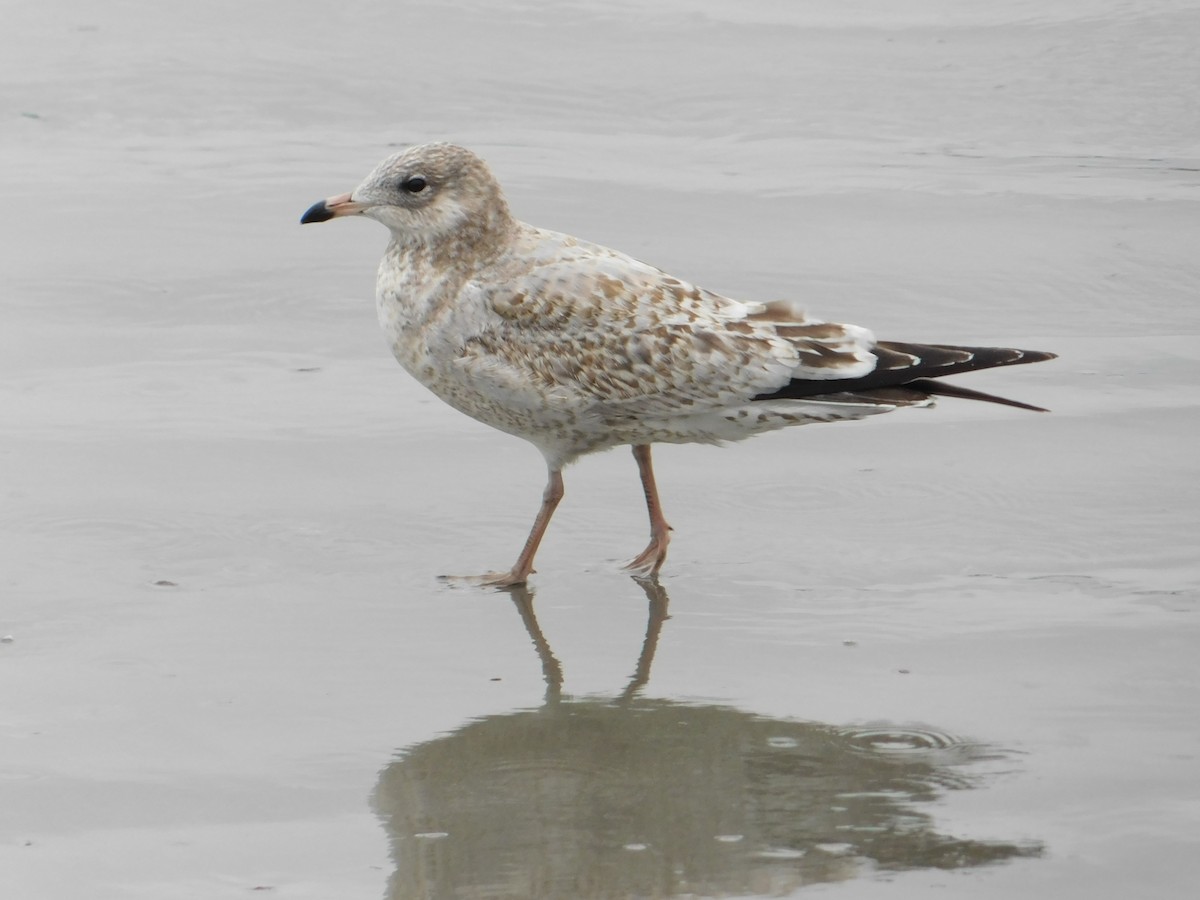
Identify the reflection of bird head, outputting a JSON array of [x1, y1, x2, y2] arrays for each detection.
[[373, 580, 1041, 898]]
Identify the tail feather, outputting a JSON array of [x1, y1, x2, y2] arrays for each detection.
[[754, 341, 1056, 411]]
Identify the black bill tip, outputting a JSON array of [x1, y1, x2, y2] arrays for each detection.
[[300, 199, 334, 224]]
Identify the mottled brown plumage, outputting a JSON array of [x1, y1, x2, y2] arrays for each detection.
[[301, 143, 1055, 585]]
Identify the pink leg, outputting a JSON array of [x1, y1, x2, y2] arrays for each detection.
[[624, 444, 672, 576], [444, 467, 564, 588]]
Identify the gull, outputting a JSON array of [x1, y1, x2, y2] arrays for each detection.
[[301, 143, 1054, 586]]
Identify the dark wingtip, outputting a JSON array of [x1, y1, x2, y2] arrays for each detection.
[[1022, 350, 1058, 363], [300, 199, 333, 224], [907, 379, 1051, 412]]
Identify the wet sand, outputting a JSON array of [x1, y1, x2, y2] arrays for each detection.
[[3, 1, 1199, 897]]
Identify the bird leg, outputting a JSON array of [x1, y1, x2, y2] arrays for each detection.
[[443, 467, 564, 588], [624, 444, 672, 576]]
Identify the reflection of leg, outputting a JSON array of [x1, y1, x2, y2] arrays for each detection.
[[625, 445, 672, 575], [444, 467, 564, 587], [621, 577, 672, 701], [504, 585, 563, 703]]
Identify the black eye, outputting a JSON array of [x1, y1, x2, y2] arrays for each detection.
[[400, 176, 428, 194]]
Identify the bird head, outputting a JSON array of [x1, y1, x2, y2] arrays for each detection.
[[301, 142, 514, 247]]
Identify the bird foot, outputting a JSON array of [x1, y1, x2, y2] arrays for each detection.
[[623, 534, 670, 577], [439, 569, 531, 589]]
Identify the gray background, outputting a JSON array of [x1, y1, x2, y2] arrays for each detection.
[[3, 1, 1198, 897]]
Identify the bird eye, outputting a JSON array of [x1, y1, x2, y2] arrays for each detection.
[[400, 176, 428, 193]]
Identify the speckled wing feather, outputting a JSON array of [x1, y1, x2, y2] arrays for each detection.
[[454, 226, 878, 421]]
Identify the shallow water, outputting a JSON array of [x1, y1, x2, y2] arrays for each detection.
[[3, 1, 1199, 897]]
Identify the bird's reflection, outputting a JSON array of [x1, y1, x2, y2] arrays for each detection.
[[506, 576, 670, 707], [374, 579, 1041, 898]]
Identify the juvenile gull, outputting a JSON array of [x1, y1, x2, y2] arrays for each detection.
[[301, 143, 1055, 586]]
